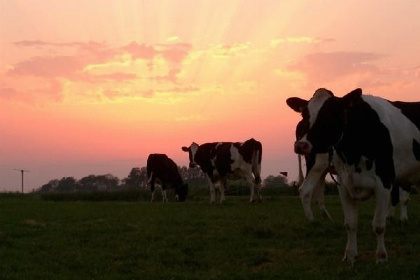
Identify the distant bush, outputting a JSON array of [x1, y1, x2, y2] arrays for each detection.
[[39, 188, 151, 202], [0, 192, 27, 199]]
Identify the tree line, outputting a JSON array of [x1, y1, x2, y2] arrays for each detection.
[[37, 166, 290, 193]]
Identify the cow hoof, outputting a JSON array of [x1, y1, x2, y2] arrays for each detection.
[[342, 251, 357, 265], [322, 211, 333, 221], [376, 258, 388, 264], [400, 217, 408, 223], [306, 216, 315, 223], [376, 251, 388, 263]]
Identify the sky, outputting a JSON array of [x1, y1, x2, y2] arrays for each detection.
[[1, 0, 419, 192]]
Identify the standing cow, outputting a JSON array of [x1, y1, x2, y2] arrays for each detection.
[[287, 88, 420, 263], [295, 120, 410, 222], [147, 154, 188, 202], [182, 138, 262, 203], [295, 118, 333, 221]]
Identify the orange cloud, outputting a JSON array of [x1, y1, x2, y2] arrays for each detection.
[[2, 40, 195, 104], [287, 51, 385, 88]]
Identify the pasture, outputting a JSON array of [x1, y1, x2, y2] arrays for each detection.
[[0, 193, 419, 280]]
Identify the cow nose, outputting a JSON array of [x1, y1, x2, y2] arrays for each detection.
[[294, 141, 311, 155]]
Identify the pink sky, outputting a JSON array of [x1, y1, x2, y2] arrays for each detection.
[[1, 1, 419, 192]]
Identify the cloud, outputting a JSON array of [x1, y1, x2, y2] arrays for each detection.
[[94, 72, 137, 81], [287, 51, 384, 87], [210, 43, 251, 58], [0, 78, 63, 104], [175, 114, 209, 122], [2, 40, 195, 104], [270, 37, 334, 48], [8, 55, 86, 78], [14, 40, 107, 49], [122, 42, 157, 60], [0, 87, 19, 99]]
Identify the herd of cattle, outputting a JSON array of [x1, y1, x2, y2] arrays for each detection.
[[146, 88, 420, 263]]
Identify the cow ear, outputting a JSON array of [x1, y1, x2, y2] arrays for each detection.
[[181, 146, 189, 152], [286, 97, 308, 113], [342, 88, 362, 107]]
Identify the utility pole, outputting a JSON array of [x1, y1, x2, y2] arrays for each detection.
[[14, 169, 30, 193]]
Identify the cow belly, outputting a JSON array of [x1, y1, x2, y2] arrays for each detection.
[[395, 162, 420, 186], [392, 138, 420, 185], [333, 155, 377, 200]]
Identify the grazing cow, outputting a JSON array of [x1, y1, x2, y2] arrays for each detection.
[[147, 154, 188, 202], [287, 88, 420, 263], [182, 138, 262, 203]]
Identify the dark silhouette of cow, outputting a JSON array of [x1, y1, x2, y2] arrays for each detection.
[[147, 154, 188, 202]]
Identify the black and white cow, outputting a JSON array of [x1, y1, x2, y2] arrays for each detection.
[[147, 154, 188, 202], [295, 120, 411, 222], [287, 88, 420, 263], [182, 138, 262, 203], [295, 118, 333, 221], [296, 152, 412, 222]]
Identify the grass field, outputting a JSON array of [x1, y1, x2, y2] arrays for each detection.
[[0, 193, 419, 280]]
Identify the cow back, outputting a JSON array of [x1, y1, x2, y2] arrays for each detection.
[[147, 154, 183, 186]]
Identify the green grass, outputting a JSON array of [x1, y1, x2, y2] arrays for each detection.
[[0, 194, 419, 280]]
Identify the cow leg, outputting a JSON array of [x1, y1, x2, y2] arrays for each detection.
[[299, 172, 323, 221], [245, 173, 257, 203], [151, 189, 155, 202], [399, 188, 410, 221], [387, 187, 409, 220], [373, 186, 390, 263], [387, 204, 396, 219], [162, 190, 168, 202], [161, 184, 168, 202], [219, 180, 226, 204], [255, 175, 262, 202], [209, 182, 216, 203], [313, 179, 332, 220], [149, 176, 156, 202], [338, 185, 359, 264]]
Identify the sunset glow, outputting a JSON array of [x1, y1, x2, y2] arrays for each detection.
[[1, 1, 419, 191]]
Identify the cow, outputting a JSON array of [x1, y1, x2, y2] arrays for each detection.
[[295, 118, 333, 221], [286, 88, 420, 263], [295, 120, 410, 222], [296, 152, 412, 222], [182, 138, 262, 203], [146, 154, 188, 202]]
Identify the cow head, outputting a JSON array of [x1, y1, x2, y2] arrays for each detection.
[[286, 88, 363, 155], [181, 142, 199, 168], [175, 183, 188, 202]]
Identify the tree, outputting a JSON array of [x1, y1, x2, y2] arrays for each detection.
[[263, 175, 288, 188], [78, 174, 120, 191], [39, 179, 59, 193], [183, 166, 208, 186], [122, 167, 147, 188], [55, 177, 77, 192]]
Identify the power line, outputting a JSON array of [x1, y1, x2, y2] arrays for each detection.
[[14, 169, 30, 193]]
